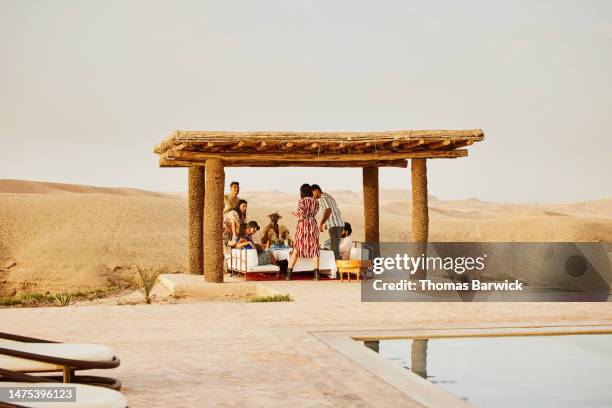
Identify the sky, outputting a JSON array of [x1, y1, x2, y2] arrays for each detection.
[[1, 0, 611, 203]]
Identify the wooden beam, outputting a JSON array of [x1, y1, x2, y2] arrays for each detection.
[[423, 139, 451, 149], [160, 158, 205, 167], [160, 158, 410, 168], [452, 140, 474, 148], [166, 149, 468, 163]]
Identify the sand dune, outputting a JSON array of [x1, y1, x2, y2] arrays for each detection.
[[0, 179, 174, 198], [1, 179, 610, 296]]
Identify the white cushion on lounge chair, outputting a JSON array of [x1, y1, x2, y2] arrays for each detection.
[[0, 343, 117, 372], [0, 382, 127, 408]]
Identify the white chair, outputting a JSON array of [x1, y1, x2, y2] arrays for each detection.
[[349, 247, 370, 261]]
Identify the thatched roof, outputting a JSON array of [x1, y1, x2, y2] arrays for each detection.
[[154, 129, 484, 168]]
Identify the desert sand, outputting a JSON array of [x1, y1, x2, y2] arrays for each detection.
[[1, 179, 611, 297]]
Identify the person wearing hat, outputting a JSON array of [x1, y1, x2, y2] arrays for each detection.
[[261, 211, 291, 248]]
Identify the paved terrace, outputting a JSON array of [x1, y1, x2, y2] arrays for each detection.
[[3, 281, 612, 407]]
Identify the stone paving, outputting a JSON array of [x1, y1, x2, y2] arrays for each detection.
[[2, 280, 612, 407]]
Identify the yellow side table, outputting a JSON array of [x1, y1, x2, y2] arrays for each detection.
[[336, 260, 372, 282]]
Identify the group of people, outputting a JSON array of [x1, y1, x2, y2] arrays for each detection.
[[222, 181, 352, 280]]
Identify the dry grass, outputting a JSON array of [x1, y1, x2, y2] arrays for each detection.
[[0, 285, 125, 307], [247, 293, 293, 303]]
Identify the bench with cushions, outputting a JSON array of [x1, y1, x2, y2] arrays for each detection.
[[226, 248, 339, 279], [226, 248, 280, 279]]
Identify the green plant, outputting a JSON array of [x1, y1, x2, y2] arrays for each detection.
[[134, 266, 165, 304], [54, 292, 72, 307], [247, 293, 292, 303]]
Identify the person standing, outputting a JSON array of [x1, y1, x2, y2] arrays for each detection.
[[311, 184, 344, 260], [287, 184, 320, 280], [223, 181, 241, 214], [223, 181, 241, 245]]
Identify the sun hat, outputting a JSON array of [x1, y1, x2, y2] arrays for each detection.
[[267, 211, 282, 219]]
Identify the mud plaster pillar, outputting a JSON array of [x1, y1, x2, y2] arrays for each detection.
[[203, 159, 225, 282], [188, 166, 205, 275]]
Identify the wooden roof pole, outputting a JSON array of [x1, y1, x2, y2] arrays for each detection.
[[362, 167, 380, 244], [204, 159, 225, 283], [411, 158, 428, 280], [411, 158, 428, 242], [188, 167, 204, 275]]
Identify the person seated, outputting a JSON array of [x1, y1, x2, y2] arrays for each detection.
[[323, 222, 353, 260], [339, 222, 353, 260], [260, 211, 291, 248], [224, 199, 248, 247], [234, 221, 278, 267]]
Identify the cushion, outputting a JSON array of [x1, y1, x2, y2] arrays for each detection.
[[349, 247, 370, 260], [0, 382, 127, 408], [229, 249, 259, 266], [0, 343, 117, 372]]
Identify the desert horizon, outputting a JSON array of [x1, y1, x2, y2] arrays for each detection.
[[1, 178, 610, 298]]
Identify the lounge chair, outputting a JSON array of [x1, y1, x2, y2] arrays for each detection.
[[0, 382, 127, 408], [0, 332, 121, 390]]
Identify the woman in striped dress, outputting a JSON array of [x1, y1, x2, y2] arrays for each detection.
[[286, 184, 320, 280]]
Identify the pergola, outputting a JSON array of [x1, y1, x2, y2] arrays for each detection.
[[154, 129, 485, 282]]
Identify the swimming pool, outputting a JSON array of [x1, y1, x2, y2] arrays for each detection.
[[368, 334, 612, 408]]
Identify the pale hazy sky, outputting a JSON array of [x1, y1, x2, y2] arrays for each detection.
[[1, 0, 611, 202]]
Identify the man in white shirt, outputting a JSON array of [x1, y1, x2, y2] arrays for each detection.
[[311, 184, 344, 260]]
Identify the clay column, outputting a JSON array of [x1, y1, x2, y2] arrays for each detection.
[[188, 166, 205, 275], [411, 158, 428, 279], [203, 159, 225, 282], [362, 167, 380, 243], [411, 159, 429, 242]]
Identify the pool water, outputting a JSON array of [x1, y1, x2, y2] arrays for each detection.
[[368, 334, 612, 408]]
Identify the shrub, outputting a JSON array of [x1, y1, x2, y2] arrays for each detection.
[[247, 293, 292, 303], [54, 292, 73, 307], [134, 266, 165, 304]]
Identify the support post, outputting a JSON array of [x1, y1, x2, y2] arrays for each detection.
[[188, 166, 205, 275], [204, 159, 225, 282], [362, 167, 380, 243], [411, 339, 428, 379], [411, 159, 428, 280], [411, 159, 429, 242]]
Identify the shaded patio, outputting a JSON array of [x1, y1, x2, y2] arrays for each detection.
[[153, 129, 485, 280]]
